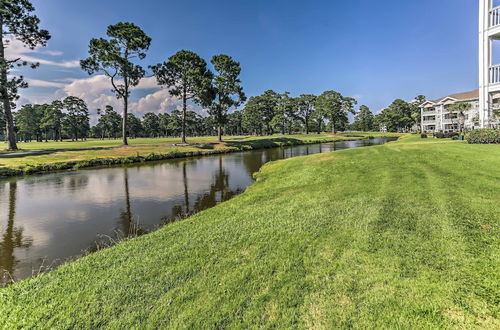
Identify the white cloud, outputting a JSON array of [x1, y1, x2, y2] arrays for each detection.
[[25, 78, 67, 88], [130, 88, 181, 114], [18, 74, 207, 123], [4, 38, 79, 68]]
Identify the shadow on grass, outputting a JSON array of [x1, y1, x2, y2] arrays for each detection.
[[0, 147, 116, 159]]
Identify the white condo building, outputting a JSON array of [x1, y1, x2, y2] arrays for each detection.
[[421, 0, 500, 133]]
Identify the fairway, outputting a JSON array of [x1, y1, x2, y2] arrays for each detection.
[[0, 135, 498, 328], [0, 133, 398, 176]]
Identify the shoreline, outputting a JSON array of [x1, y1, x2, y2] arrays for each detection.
[[0, 135, 396, 178]]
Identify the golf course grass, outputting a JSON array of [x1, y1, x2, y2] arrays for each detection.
[[0, 135, 498, 328], [0, 132, 399, 177]]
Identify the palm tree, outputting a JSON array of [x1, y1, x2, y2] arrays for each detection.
[[449, 102, 472, 138]]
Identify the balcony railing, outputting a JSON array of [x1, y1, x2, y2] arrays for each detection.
[[489, 64, 500, 84], [490, 6, 500, 27]]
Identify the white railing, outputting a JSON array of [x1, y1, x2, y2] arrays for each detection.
[[490, 6, 500, 27], [489, 64, 500, 84]]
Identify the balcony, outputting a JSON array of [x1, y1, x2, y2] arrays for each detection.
[[490, 64, 500, 84], [491, 6, 500, 28], [422, 110, 436, 115]]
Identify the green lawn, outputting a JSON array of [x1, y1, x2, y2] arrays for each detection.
[[0, 132, 398, 176], [1, 135, 498, 328]]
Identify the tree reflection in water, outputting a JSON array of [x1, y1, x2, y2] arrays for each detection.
[[165, 156, 242, 225], [0, 182, 33, 287]]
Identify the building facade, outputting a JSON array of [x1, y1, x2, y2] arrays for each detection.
[[479, 0, 500, 128], [420, 90, 481, 133]]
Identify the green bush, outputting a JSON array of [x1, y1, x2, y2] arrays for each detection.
[[435, 132, 459, 139], [466, 129, 500, 144], [420, 133, 428, 139]]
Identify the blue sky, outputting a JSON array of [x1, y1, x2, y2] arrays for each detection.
[[11, 0, 478, 118]]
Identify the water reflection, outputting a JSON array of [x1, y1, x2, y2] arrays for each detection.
[[0, 182, 33, 286], [0, 138, 395, 285]]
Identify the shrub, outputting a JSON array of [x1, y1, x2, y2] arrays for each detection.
[[420, 133, 428, 139], [435, 132, 459, 139], [466, 129, 500, 144], [451, 135, 458, 140]]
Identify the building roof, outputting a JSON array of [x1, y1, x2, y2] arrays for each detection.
[[432, 89, 479, 103]]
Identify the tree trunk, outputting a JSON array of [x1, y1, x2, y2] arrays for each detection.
[[217, 125, 222, 142], [0, 26, 18, 151], [122, 93, 129, 146], [331, 118, 336, 134], [181, 88, 187, 144], [305, 117, 309, 134]]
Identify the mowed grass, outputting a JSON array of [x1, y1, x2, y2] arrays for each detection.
[[0, 133, 383, 170], [1, 136, 498, 328]]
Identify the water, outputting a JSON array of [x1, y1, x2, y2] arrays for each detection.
[[0, 138, 394, 285]]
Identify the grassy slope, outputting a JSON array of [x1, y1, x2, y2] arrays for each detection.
[[1, 135, 498, 328], [0, 133, 398, 175]]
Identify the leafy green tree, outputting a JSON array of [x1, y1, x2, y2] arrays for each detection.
[[209, 54, 246, 142], [225, 110, 243, 136], [61, 96, 90, 141], [352, 105, 374, 131], [296, 94, 316, 134], [40, 101, 65, 141], [384, 99, 415, 132], [151, 50, 213, 143], [15, 104, 42, 142], [316, 91, 356, 134], [0, 0, 50, 150], [449, 102, 472, 134], [158, 113, 170, 137], [142, 112, 161, 137], [167, 110, 183, 137], [126, 113, 142, 138], [81, 22, 151, 146], [96, 105, 121, 139], [242, 92, 279, 135]]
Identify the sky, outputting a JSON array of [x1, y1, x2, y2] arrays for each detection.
[[8, 0, 479, 122]]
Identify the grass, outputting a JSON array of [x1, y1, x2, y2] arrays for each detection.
[[1, 134, 498, 328], [0, 132, 399, 177]]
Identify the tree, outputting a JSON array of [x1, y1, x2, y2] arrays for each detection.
[[40, 102, 65, 141], [352, 105, 374, 131], [296, 94, 316, 134], [142, 112, 160, 137], [15, 104, 42, 142], [151, 50, 213, 144], [449, 102, 472, 135], [209, 54, 246, 142], [61, 96, 89, 141], [126, 113, 142, 138], [97, 105, 121, 139], [1, 0, 50, 150], [158, 113, 170, 137], [81, 22, 151, 146], [225, 110, 243, 136], [316, 91, 356, 134]]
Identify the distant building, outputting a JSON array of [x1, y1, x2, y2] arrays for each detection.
[[420, 90, 482, 133]]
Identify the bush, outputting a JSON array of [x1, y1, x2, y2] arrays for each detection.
[[435, 132, 459, 139], [466, 129, 500, 144], [451, 135, 459, 140], [420, 133, 428, 139]]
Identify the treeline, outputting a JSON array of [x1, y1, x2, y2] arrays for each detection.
[[4, 92, 426, 142]]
